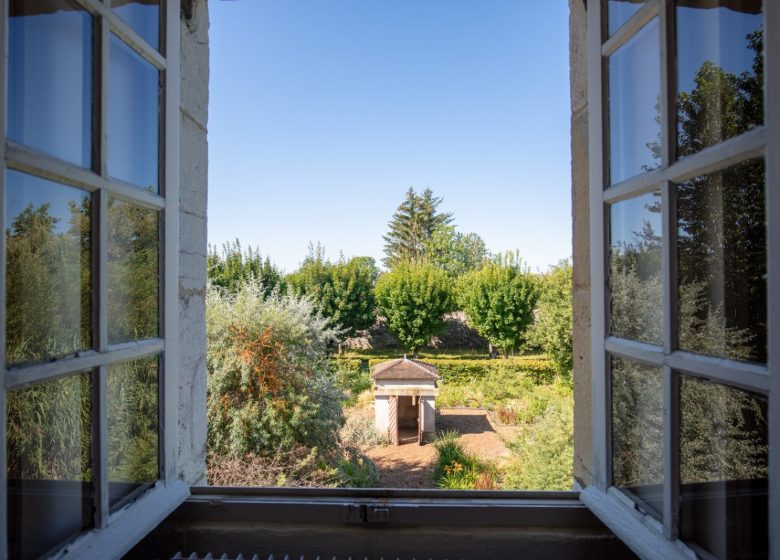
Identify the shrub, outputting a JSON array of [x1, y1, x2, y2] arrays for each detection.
[[207, 281, 344, 458], [432, 430, 498, 490], [528, 261, 573, 379]]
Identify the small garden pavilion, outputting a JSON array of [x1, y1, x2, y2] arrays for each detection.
[[372, 357, 440, 445]]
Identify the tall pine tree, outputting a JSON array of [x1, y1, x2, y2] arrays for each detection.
[[382, 187, 453, 269]]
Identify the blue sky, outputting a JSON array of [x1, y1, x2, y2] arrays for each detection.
[[208, 1, 572, 273]]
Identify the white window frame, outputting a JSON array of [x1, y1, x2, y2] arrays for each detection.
[[0, 0, 187, 558], [582, 1, 779, 559]]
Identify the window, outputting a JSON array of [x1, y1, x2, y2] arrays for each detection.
[[584, 0, 777, 558], [1, 0, 185, 558]]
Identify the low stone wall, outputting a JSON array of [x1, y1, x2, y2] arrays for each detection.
[[344, 311, 488, 351]]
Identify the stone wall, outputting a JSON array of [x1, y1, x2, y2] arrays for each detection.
[[177, 0, 209, 487], [569, 0, 592, 487], [345, 311, 489, 352]]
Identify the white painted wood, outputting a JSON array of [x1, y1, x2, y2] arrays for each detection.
[[0, 0, 7, 553], [581, 486, 696, 560], [666, 351, 769, 395], [74, 0, 166, 70], [602, 0, 661, 58], [162, 0, 181, 485], [94, 366, 109, 529], [50, 480, 189, 560], [605, 337, 665, 366], [6, 142, 166, 211], [662, 367, 679, 540], [588, 0, 609, 491], [4, 339, 165, 390], [763, 1, 779, 558]]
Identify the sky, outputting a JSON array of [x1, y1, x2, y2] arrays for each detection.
[[208, 1, 572, 273]]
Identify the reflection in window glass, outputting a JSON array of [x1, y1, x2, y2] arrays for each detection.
[[108, 35, 159, 192], [680, 376, 768, 560], [608, 0, 646, 35], [611, 357, 662, 518], [8, 0, 92, 168], [108, 356, 159, 509], [112, 0, 160, 50], [5, 171, 92, 365], [677, 2, 763, 158], [677, 159, 766, 363], [7, 374, 92, 560], [108, 198, 159, 343], [609, 192, 662, 345], [608, 18, 661, 184]]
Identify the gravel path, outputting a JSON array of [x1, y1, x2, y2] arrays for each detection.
[[363, 408, 517, 489]]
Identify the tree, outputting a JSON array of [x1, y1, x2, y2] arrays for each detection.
[[208, 239, 285, 298], [287, 244, 379, 343], [374, 262, 453, 356], [422, 224, 489, 277], [458, 256, 539, 358], [530, 261, 573, 379], [382, 187, 453, 269]]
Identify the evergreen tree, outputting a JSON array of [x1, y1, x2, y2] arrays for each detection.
[[382, 187, 453, 269]]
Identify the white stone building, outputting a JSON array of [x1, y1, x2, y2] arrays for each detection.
[[372, 358, 440, 445]]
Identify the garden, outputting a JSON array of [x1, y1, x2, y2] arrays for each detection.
[[205, 188, 575, 490]]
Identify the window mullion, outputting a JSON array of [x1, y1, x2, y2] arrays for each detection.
[[764, 0, 780, 558]]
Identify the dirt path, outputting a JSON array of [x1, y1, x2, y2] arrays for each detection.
[[363, 408, 517, 488]]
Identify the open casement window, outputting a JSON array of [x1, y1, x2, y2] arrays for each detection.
[[583, 0, 779, 558], [0, 0, 186, 558]]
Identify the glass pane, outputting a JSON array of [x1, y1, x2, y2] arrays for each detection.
[[608, 18, 661, 184], [611, 357, 663, 518], [608, 0, 647, 35], [7, 374, 92, 560], [8, 0, 92, 168], [680, 376, 768, 559], [108, 198, 159, 343], [112, 0, 159, 50], [108, 356, 159, 509], [676, 1, 763, 158], [6, 170, 92, 365], [609, 191, 662, 345], [108, 35, 159, 192], [677, 159, 766, 363]]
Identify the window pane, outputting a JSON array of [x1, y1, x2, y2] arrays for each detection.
[[7, 374, 92, 560], [609, 191, 662, 345], [680, 376, 768, 560], [108, 198, 159, 343], [611, 356, 663, 518], [677, 159, 766, 363], [112, 0, 159, 50], [6, 171, 92, 365], [108, 35, 159, 192], [608, 18, 661, 184], [608, 0, 647, 35], [676, 1, 763, 158], [108, 356, 159, 509], [8, 0, 92, 168]]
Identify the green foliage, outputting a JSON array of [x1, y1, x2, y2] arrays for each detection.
[[6, 191, 91, 364], [208, 239, 285, 298], [7, 374, 91, 481], [382, 187, 453, 269], [422, 224, 489, 277], [375, 262, 454, 355], [336, 450, 381, 488], [433, 430, 498, 490], [528, 261, 573, 379], [287, 245, 379, 339], [206, 281, 345, 457], [458, 258, 539, 356], [502, 387, 573, 490]]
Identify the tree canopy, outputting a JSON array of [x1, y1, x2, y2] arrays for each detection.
[[382, 187, 453, 269]]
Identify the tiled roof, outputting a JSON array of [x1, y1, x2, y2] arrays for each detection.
[[371, 358, 441, 381]]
